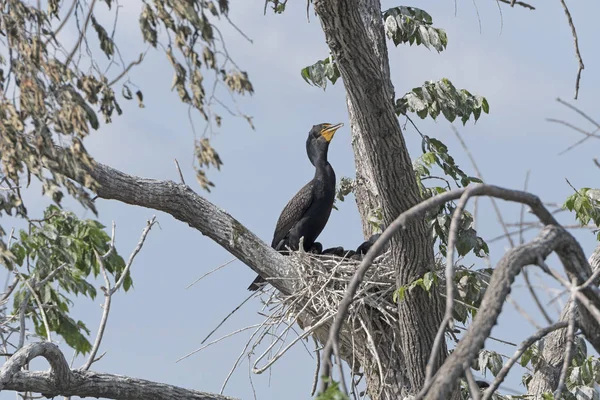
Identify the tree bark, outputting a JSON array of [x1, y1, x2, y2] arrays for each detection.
[[425, 225, 600, 399], [313, 0, 447, 395], [0, 342, 234, 400], [528, 242, 600, 396]]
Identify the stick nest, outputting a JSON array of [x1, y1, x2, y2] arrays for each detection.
[[251, 250, 402, 395]]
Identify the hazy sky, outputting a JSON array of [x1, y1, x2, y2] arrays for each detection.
[[3, 0, 600, 399]]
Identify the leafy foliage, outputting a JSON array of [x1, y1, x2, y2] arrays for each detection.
[[316, 379, 350, 400], [301, 55, 341, 90], [473, 349, 503, 377], [394, 271, 438, 302], [333, 177, 355, 210], [395, 79, 490, 124], [564, 188, 600, 239], [520, 337, 600, 399], [0, 0, 254, 256], [5, 206, 129, 354], [412, 136, 488, 259], [383, 6, 448, 52], [453, 268, 492, 323]]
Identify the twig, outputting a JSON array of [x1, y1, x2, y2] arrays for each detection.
[[556, 98, 600, 129], [201, 292, 255, 344], [65, 0, 97, 67], [311, 337, 320, 396], [497, 0, 535, 9], [108, 52, 145, 87], [44, 0, 77, 45], [174, 159, 186, 185], [506, 295, 542, 330], [224, 15, 253, 43], [17, 292, 32, 350], [81, 250, 112, 371], [82, 218, 156, 370], [481, 321, 570, 400], [186, 258, 236, 289], [20, 277, 51, 343], [177, 324, 263, 363], [553, 289, 577, 399], [112, 217, 156, 293], [465, 368, 481, 400], [558, 0, 584, 99], [453, 128, 553, 325], [425, 188, 473, 386]]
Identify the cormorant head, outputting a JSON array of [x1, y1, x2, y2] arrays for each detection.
[[306, 123, 343, 165]]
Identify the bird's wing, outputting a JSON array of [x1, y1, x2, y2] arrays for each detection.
[[271, 180, 314, 249]]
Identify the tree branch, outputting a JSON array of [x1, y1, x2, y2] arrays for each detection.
[[51, 154, 295, 296], [0, 343, 235, 400], [423, 225, 599, 399]]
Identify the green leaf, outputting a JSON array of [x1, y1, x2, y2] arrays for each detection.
[[316, 379, 350, 400], [395, 79, 489, 125], [300, 56, 340, 90], [383, 6, 447, 52]]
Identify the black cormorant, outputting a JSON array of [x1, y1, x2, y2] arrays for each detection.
[[248, 123, 344, 291]]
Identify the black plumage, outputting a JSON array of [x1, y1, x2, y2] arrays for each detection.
[[248, 123, 343, 291]]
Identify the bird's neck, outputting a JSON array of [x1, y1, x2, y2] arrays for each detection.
[[313, 158, 335, 184]]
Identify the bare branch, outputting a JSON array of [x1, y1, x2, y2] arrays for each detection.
[[0, 343, 235, 400], [553, 292, 576, 399], [425, 188, 473, 386], [108, 53, 145, 87], [482, 321, 570, 400], [112, 216, 157, 293], [320, 184, 558, 391], [558, 0, 584, 99], [65, 0, 97, 67], [464, 369, 481, 400], [556, 98, 600, 129], [497, 0, 535, 10], [422, 225, 591, 399]]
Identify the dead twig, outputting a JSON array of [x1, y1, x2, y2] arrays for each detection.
[[558, 0, 584, 99], [482, 321, 570, 400]]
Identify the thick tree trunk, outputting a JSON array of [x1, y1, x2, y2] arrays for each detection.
[[313, 0, 450, 396]]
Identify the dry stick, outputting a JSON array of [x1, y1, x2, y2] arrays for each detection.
[[107, 52, 145, 87], [546, 119, 600, 139], [311, 337, 321, 396], [174, 159, 186, 185], [65, 0, 97, 67], [82, 250, 113, 372], [464, 368, 481, 400], [497, 0, 535, 9], [113, 217, 156, 294], [425, 188, 474, 386], [200, 292, 255, 345], [81, 218, 156, 371], [176, 324, 263, 363], [44, 0, 77, 46], [506, 296, 542, 330], [481, 321, 570, 400], [558, 0, 584, 99], [453, 128, 553, 325], [556, 98, 600, 129], [547, 118, 600, 155], [319, 185, 557, 393], [20, 277, 51, 343], [553, 291, 577, 399], [186, 258, 236, 289], [17, 292, 32, 350], [537, 257, 600, 323]]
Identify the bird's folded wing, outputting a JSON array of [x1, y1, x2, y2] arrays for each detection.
[[271, 180, 314, 249]]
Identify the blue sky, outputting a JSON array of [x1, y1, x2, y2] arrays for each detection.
[[3, 0, 600, 399]]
